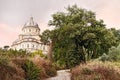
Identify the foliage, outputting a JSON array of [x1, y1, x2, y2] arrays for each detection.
[[0, 58, 25, 80], [98, 53, 109, 62], [40, 29, 51, 45], [82, 67, 93, 75], [46, 66, 57, 77], [110, 28, 120, 44], [40, 29, 52, 61], [22, 60, 41, 80], [98, 44, 120, 62], [30, 50, 46, 58], [0, 48, 57, 79], [71, 61, 120, 80], [32, 57, 57, 78], [112, 62, 120, 68], [108, 45, 120, 61], [0, 56, 9, 65], [40, 5, 117, 68], [0, 48, 27, 57]]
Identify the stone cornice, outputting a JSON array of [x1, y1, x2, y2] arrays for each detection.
[[12, 38, 42, 46]]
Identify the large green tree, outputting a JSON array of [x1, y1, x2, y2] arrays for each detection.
[[41, 5, 117, 68]]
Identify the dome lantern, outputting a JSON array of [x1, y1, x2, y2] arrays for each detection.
[[24, 17, 38, 27], [22, 17, 40, 35]]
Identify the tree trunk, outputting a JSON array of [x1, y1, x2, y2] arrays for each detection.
[[48, 41, 53, 62]]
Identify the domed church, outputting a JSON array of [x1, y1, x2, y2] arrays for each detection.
[[11, 17, 49, 54]]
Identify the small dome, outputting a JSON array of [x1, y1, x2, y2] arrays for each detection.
[[24, 17, 38, 27]]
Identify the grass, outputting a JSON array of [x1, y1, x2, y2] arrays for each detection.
[[71, 61, 120, 80]]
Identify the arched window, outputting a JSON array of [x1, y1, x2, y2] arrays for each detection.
[[27, 44, 29, 48]]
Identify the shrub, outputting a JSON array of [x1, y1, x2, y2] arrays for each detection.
[[30, 50, 46, 58], [108, 45, 120, 61], [32, 57, 57, 78], [11, 57, 28, 69], [0, 49, 56, 80], [98, 53, 109, 62], [0, 49, 27, 58], [45, 66, 57, 77], [55, 60, 66, 70], [0, 56, 9, 65], [0, 58, 25, 80], [22, 60, 41, 80], [82, 67, 93, 75], [71, 61, 120, 80], [98, 44, 120, 62]]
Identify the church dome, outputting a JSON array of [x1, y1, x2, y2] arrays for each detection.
[[22, 17, 40, 30], [22, 17, 40, 35]]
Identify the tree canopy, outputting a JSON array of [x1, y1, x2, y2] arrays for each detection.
[[41, 5, 117, 68]]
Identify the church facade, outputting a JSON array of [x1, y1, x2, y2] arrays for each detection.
[[11, 17, 49, 54]]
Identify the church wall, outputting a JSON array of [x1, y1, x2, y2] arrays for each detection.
[[23, 27, 40, 35], [11, 17, 49, 54]]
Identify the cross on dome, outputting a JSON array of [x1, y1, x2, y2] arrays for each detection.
[[29, 16, 34, 25], [24, 16, 38, 27]]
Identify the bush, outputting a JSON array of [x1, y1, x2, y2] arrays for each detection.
[[0, 49, 56, 80], [22, 60, 41, 80], [30, 50, 46, 58], [0, 49, 27, 58], [108, 45, 120, 61], [0, 58, 25, 80], [71, 61, 120, 80], [55, 60, 66, 70], [82, 67, 93, 75], [98, 44, 120, 62], [0, 56, 9, 65], [46, 66, 57, 77], [32, 57, 57, 78], [98, 53, 109, 62]]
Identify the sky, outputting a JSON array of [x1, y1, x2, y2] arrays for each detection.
[[0, 0, 120, 47]]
